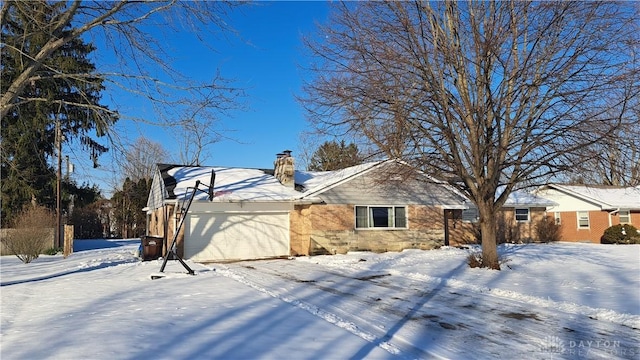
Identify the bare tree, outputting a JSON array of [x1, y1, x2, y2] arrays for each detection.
[[301, 1, 639, 268], [1, 0, 245, 165], [572, 85, 640, 186], [121, 136, 169, 181]]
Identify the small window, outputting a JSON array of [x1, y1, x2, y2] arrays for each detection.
[[355, 206, 407, 229], [554, 212, 561, 225], [515, 208, 530, 222], [577, 211, 590, 228], [619, 210, 630, 224]]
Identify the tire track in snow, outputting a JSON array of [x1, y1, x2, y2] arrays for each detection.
[[217, 259, 640, 360], [383, 269, 640, 330], [213, 265, 407, 358]]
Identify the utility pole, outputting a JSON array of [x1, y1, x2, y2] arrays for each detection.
[[66, 155, 74, 219], [56, 117, 62, 249]]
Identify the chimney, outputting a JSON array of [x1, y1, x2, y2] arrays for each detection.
[[274, 150, 295, 188]]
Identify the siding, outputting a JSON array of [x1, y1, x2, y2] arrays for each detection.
[[147, 169, 167, 210], [317, 166, 463, 206]]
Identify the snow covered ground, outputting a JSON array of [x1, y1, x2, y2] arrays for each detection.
[[1, 240, 638, 359]]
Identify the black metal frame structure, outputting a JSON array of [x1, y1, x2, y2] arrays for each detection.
[[152, 170, 215, 279]]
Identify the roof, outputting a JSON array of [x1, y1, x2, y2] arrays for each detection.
[[501, 187, 557, 208], [295, 160, 468, 208], [295, 161, 384, 198], [156, 160, 468, 207], [160, 165, 301, 202], [540, 184, 640, 210]]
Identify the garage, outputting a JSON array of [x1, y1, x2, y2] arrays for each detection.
[[184, 211, 290, 262]]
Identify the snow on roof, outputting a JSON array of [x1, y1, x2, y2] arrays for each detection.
[[546, 184, 640, 210], [295, 161, 383, 197], [503, 190, 557, 207], [166, 166, 301, 202], [163, 161, 559, 208]]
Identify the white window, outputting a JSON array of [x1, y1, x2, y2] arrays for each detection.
[[355, 206, 407, 229], [619, 210, 630, 224], [577, 211, 590, 228], [554, 212, 561, 225], [515, 208, 530, 222]]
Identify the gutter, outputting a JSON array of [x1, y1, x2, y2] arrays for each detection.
[[608, 208, 620, 227], [294, 197, 324, 205]]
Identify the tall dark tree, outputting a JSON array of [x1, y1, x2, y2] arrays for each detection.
[[308, 140, 363, 171], [1, 0, 245, 170], [66, 182, 104, 239], [1, 1, 116, 226], [302, 1, 639, 268], [111, 178, 150, 239]]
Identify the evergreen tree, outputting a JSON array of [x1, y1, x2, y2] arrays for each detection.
[[66, 181, 104, 239], [111, 178, 150, 238], [1, 1, 117, 226], [308, 140, 362, 171]]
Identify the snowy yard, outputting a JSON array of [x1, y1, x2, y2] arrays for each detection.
[[1, 240, 639, 359]]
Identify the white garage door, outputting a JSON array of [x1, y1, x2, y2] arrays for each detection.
[[185, 212, 290, 262]]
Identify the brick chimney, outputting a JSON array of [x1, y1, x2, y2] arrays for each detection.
[[274, 150, 295, 188]]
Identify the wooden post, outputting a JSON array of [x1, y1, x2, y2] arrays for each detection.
[[444, 209, 450, 247], [63, 224, 74, 258]]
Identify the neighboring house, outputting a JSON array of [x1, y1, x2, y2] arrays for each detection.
[[448, 189, 557, 246], [536, 184, 640, 243], [144, 153, 468, 262]]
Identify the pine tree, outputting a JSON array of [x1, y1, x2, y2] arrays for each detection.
[[1, 1, 117, 226], [111, 178, 150, 238], [308, 140, 362, 171]]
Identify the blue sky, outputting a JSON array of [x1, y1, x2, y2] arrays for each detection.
[[70, 1, 330, 196]]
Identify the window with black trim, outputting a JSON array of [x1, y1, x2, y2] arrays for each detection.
[[515, 208, 530, 222], [355, 206, 407, 229]]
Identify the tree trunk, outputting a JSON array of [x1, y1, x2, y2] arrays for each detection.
[[477, 201, 500, 270]]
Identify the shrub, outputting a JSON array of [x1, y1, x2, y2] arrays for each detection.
[[535, 216, 562, 243], [467, 252, 483, 268], [1, 205, 56, 263], [472, 217, 520, 245], [467, 252, 506, 270], [44, 247, 63, 255], [601, 224, 640, 244]]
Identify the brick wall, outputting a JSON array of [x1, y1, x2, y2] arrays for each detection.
[[632, 211, 640, 228], [555, 210, 640, 243], [447, 207, 550, 247], [290, 205, 312, 256], [298, 204, 445, 255]]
